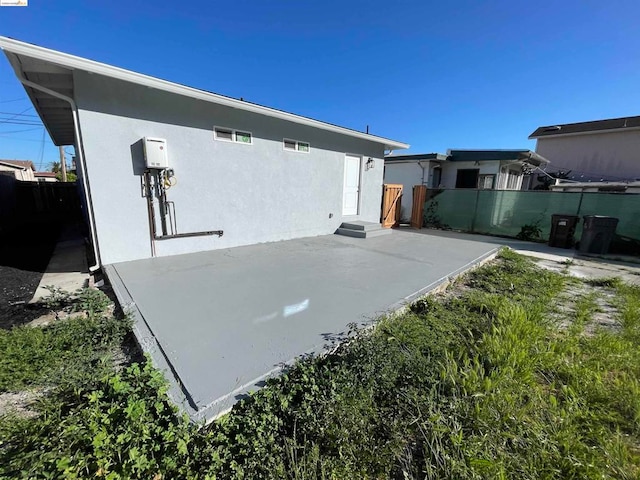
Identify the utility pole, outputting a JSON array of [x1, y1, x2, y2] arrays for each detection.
[[59, 146, 67, 182]]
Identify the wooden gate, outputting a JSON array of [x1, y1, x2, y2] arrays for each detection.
[[381, 184, 402, 228], [410, 185, 427, 229]]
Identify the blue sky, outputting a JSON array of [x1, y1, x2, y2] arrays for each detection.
[[1, 0, 639, 170]]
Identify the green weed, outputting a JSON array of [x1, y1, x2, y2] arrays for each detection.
[[0, 314, 131, 392]]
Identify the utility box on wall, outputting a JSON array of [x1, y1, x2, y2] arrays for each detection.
[[143, 137, 168, 169]]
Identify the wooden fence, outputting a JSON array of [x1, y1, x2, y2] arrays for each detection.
[[6, 180, 82, 223], [381, 184, 403, 228], [410, 185, 427, 229]]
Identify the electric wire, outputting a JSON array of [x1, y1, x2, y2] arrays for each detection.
[[37, 127, 45, 169], [0, 107, 34, 125], [0, 127, 41, 134], [0, 110, 37, 117], [0, 134, 48, 143], [0, 119, 41, 126]]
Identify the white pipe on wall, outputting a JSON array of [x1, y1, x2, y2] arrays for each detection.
[[16, 74, 101, 271]]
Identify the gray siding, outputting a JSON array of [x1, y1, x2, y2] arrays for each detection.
[[73, 71, 386, 265], [535, 130, 640, 181]]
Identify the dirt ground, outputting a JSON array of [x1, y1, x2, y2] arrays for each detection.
[[530, 253, 640, 285], [521, 252, 640, 335], [0, 222, 61, 329]]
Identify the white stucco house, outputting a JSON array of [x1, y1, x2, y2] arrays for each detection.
[[529, 115, 640, 182], [384, 149, 549, 221], [0, 37, 408, 267], [0, 159, 36, 181], [382, 153, 447, 221]]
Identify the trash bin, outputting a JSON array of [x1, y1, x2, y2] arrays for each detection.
[[578, 215, 619, 254], [549, 214, 580, 248]]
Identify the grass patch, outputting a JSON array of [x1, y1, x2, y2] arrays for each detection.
[[0, 289, 130, 392], [1, 249, 639, 478]]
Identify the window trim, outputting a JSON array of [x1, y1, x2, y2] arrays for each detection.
[[213, 126, 253, 145], [477, 174, 496, 190], [283, 138, 310, 153]]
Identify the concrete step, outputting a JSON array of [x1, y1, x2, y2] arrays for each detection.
[[339, 221, 382, 232], [336, 222, 392, 239]]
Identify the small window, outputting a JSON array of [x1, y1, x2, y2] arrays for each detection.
[[455, 169, 479, 188], [478, 174, 495, 189], [283, 138, 310, 153], [214, 127, 252, 144], [214, 128, 233, 141], [235, 131, 252, 144]]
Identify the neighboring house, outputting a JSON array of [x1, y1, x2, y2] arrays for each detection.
[[0, 37, 408, 266], [442, 150, 550, 190], [383, 153, 447, 221], [0, 159, 35, 181], [529, 115, 640, 182], [384, 149, 549, 221], [34, 171, 58, 182]]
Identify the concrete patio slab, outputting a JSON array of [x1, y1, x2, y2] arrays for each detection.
[[106, 230, 500, 422]]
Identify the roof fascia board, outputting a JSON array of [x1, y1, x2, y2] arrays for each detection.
[[385, 154, 447, 161], [529, 125, 640, 140], [0, 37, 409, 150], [384, 159, 431, 165]]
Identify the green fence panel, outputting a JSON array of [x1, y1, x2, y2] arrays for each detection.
[[577, 193, 640, 240], [424, 189, 640, 243], [473, 190, 582, 238], [424, 189, 477, 232]]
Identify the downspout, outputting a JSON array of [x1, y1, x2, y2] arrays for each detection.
[[16, 73, 101, 271], [418, 161, 428, 186]]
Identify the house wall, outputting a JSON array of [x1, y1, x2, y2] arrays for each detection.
[[439, 161, 500, 188], [495, 165, 524, 190], [535, 129, 640, 181], [383, 161, 430, 221], [73, 71, 387, 265], [0, 165, 18, 180], [0, 165, 34, 181]]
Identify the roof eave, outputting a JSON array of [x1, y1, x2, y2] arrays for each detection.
[[384, 153, 447, 162], [0, 36, 409, 151], [517, 151, 550, 166], [4, 52, 70, 146], [529, 125, 640, 140]]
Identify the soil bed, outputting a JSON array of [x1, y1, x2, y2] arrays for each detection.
[[0, 222, 61, 328]]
